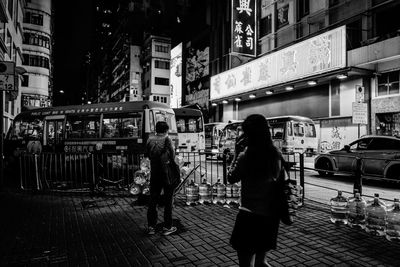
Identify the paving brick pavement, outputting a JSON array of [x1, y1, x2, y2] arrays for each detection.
[[1, 190, 400, 267]]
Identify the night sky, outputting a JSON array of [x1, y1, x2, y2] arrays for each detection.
[[53, 0, 94, 106]]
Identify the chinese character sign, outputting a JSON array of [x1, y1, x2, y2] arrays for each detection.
[[232, 0, 256, 56]]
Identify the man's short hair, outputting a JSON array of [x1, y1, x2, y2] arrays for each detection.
[[156, 121, 169, 133]]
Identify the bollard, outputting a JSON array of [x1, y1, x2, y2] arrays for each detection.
[[34, 154, 41, 191], [222, 152, 227, 185], [353, 157, 362, 195], [299, 153, 305, 206]]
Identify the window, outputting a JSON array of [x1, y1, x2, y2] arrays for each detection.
[[305, 123, 316, 137], [298, 0, 309, 18], [368, 138, 400, 150], [8, 0, 13, 19], [155, 77, 169, 85], [23, 32, 50, 48], [270, 123, 285, 139], [66, 116, 100, 138], [350, 138, 373, 150], [155, 45, 169, 53], [377, 71, 400, 96], [13, 119, 43, 140], [6, 31, 12, 57], [276, 4, 289, 29], [22, 54, 50, 69], [152, 110, 176, 133], [155, 60, 170, 69], [102, 113, 142, 138], [24, 12, 43, 26], [22, 75, 29, 87], [260, 14, 272, 36], [293, 123, 304, 136]]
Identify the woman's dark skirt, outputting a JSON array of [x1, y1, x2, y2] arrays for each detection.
[[230, 209, 280, 253]]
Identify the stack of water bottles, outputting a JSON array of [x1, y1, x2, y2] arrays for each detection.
[[185, 179, 241, 206], [329, 190, 400, 241]]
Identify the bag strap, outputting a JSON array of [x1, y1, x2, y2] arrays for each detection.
[[163, 137, 174, 162]]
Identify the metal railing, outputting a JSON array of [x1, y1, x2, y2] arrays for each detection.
[[17, 151, 305, 201]]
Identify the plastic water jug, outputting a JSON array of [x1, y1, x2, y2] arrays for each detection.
[[329, 191, 348, 224], [185, 180, 199, 205], [198, 179, 212, 204], [365, 193, 387, 236], [386, 198, 400, 241], [212, 179, 226, 204], [347, 190, 367, 229], [226, 183, 240, 204]]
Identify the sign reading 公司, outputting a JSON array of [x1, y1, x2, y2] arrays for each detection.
[[211, 26, 346, 100], [232, 0, 256, 57]]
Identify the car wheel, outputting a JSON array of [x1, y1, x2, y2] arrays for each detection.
[[317, 159, 334, 177]]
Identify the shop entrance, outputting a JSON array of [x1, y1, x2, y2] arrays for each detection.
[[376, 113, 400, 136]]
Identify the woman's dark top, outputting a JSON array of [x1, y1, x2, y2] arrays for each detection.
[[228, 148, 282, 217]]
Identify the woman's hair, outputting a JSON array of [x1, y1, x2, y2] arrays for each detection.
[[242, 114, 280, 178], [155, 121, 169, 134]]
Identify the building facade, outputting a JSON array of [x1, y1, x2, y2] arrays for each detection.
[[209, 0, 400, 152], [21, 0, 52, 109], [1, 0, 25, 135], [142, 35, 171, 104]]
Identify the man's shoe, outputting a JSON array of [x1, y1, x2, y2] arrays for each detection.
[[147, 226, 156, 235], [162, 226, 177, 236]]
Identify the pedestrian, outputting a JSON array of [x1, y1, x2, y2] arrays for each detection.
[[228, 114, 284, 267], [145, 121, 178, 236]]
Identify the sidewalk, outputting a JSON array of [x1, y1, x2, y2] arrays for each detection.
[[0, 190, 400, 267]]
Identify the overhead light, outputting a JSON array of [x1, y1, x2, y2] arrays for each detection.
[[222, 100, 228, 104], [336, 74, 348, 80], [266, 90, 274, 95], [307, 80, 317, 86], [211, 103, 217, 107], [59, 90, 64, 94], [234, 97, 241, 102], [87, 101, 92, 104], [249, 94, 256, 99], [285, 85, 294, 91]]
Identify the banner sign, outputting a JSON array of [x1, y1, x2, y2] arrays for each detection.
[[0, 61, 15, 91], [170, 43, 182, 108], [231, 0, 256, 57], [211, 26, 346, 100]]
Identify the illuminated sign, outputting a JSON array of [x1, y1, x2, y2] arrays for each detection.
[[231, 0, 256, 57], [170, 43, 183, 108], [211, 26, 346, 100]]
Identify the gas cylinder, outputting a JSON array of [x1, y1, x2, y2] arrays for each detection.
[[212, 179, 226, 204], [198, 179, 212, 204], [226, 183, 240, 204], [185, 180, 199, 205]]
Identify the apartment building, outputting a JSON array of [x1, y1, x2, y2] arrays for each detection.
[[0, 0, 25, 135], [21, 0, 52, 109]]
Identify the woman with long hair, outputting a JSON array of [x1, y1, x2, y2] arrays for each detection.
[[228, 114, 283, 267]]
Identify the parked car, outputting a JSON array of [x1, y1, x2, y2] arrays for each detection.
[[314, 135, 400, 181]]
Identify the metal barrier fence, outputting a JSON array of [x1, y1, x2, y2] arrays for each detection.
[[18, 151, 305, 200], [304, 152, 400, 203]]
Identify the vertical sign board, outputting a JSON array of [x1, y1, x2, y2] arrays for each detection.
[[352, 102, 368, 124], [232, 0, 256, 57], [0, 61, 16, 91], [170, 43, 183, 108]]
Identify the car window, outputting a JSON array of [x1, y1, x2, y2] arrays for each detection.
[[349, 138, 373, 150], [368, 138, 400, 150]]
